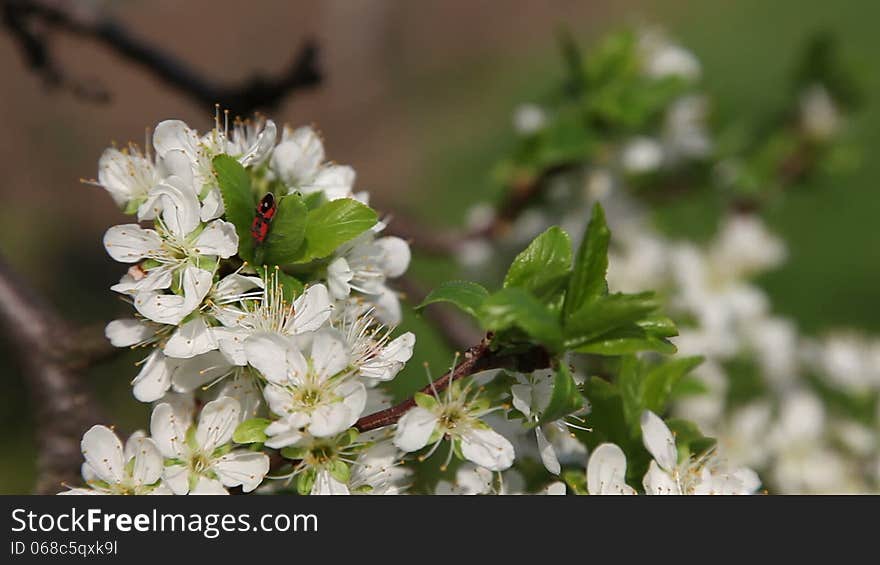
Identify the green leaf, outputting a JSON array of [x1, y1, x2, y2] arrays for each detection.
[[213, 155, 256, 262], [293, 198, 377, 263], [417, 280, 489, 318], [636, 315, 678, 338], [262, 194, 308, 265], [539, 362, 584, 423], [562, 469, 587, 495], [616, 355, 644, 434], [479, 287, 563, 351], [642, 356, 704, 414], [504, 226, 572, 303], [232, 418, 271, 444], [563, 292, 660, 349], [563, 203, 610, 320], [666, 419, 716, 461], [573, 323, 677, 356]]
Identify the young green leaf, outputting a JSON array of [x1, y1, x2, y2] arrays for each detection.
[[479, 287, 564, 351], [642, 356, 704, 414], [563, 292, 660, 349], [232, 418, 271, 444], [563, 203, 610, 320], [262, 194, 308, 265], [294, 198, 377, 263], [213, 155, 256, 261], [616, 355, 644, 434], [417, 280, 489, 319], [666, 419, 716, 461], [572, 324, 677, 356], [539, 362, 584, 424], [504, 226, 572, 302]]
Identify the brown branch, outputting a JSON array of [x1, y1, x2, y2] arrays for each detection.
[[355, 334, 550, 432], [2, 0, 321, 115], [0, 254, 105, 494]]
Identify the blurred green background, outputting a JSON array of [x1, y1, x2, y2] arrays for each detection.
[[1, 0, 877, 493]]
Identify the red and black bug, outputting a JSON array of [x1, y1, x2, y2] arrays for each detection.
[[250, 192, 277, 245]]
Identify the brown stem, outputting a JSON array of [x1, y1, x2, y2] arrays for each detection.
[[355, 335, 550, 432], [0, 254, 105, 494], [2, 0, 321, 115]]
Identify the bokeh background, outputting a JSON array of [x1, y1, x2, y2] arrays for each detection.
[[1, 0, 878, 493]]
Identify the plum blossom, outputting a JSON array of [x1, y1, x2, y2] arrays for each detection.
[[150, 396, 269, 494], [245, 329, 365, 445], [394, 380, 515, 472], [59, 427, 169, 495]]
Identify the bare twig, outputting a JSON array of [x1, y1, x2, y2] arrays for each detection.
[[0, 254, 105, 494], [355, 334, 550, 432], [2, 0, 321, 114]]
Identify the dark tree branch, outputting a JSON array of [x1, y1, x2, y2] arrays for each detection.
[[0, 254, 105, 494], [2, 0, 322, 115], [355, 334, 550, 432]]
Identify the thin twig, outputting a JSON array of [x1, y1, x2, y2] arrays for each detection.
[[355, 335, 550, 432], [0, 254, 105, 494], [2, 0, 321, 114]]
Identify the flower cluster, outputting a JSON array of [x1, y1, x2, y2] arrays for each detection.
[[67, 115, 418, 495]]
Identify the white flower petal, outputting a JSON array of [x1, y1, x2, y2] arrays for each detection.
[[163, 464, 190, 495], [290, 284, 332, 334], [244, 332, 305, 385], [164, 316, 218, 359], [640, 410, 678, 472], [103, 224, 162, 263], [128, 436, 164, 487], [200, 188, 225, 222], [312, 469, 350, 495], [587, 443, 635, 495], [105, 319, 156, 348], [190, 476, 229, 495], [393, 407, 439, 453], [97, 147, 156, 207], [150, 401, 192, 459], [327, 257, 353, 299], [311, 329, 350, 381], [459, 426, 515, 471], [196, 397, 240, 452], [171, 351, 232, 393], [536, 426, 561, 475], [132, 349, 175, 403], [213, 451, 270, 492], [134, 266, 212, 326], [81, 425, 125, 485], [193, 220, 238, 258], [376, 236, 411, 278], [643, 460, 681, 495], [303, 165, 355, 200], [152, 175, 201, 238], [271, 126, 325, 187], [110, 266, 174, 295]]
